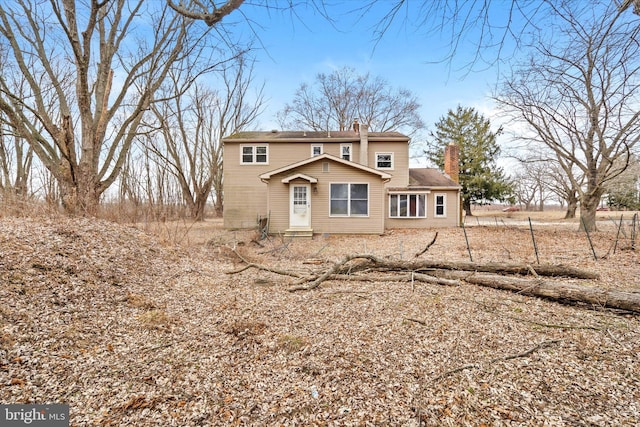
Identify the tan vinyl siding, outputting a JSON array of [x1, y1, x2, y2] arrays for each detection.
[[225, 140, 380, 229], [265, 159, 386, 235], [368, 141, 409, 187], [222, 143, 271, 228]]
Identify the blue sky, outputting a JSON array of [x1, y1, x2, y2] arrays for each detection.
[[231, 2, 509, 146]]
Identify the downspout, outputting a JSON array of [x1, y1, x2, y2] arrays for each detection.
[[382, 176, 391, 233], [260, 177, 270, 232]]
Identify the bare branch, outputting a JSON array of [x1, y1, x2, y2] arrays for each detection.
[[167, 0, 244, 26]]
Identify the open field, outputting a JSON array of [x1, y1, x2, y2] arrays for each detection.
[[1, 212, 639, 426], [470, 209, 640, 229]]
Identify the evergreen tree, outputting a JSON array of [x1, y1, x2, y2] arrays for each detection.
[[426, 106, 514, 216]]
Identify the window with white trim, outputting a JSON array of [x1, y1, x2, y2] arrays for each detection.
[[389, 194, 426, 218], [241, 145, 268, 164], [330, 183, 368, 216], [311, 144, 323, 156], [340, 144, 352, 161], [376, 152, 394, 170], [434, 194, 446, 217]]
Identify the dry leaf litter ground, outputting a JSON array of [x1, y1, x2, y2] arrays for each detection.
[[0, 214, 639, 426]]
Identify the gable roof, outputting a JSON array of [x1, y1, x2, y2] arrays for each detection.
[[259, 153, 392, 181], [386, 168, 461, 190], [281, 173, 318, 184], [223, 130, 409, 143]]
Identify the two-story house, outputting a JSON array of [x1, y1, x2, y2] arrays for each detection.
[[222, 121, 461, 236]]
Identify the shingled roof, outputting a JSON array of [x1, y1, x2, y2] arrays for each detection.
[[223, 130, 409, 142], [407, 168, 461, 189]]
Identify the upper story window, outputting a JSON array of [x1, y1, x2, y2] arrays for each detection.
[[330, 183, 368, 216], [435, 194, 447, 217], [311, 144, 323, 157], [340, 144, 352, 161], [241, 145, 268, 164], [376, 152, 394, 170], [389, 193, 426, 218]]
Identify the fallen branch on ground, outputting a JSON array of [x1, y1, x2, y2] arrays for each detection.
[[414, 232, 438, 258]]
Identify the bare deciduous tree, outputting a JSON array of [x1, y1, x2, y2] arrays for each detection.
[[0, 0, 243, 215], [544, 160, 583, 219], [512, 161, 551, 212], [277, 67, 424, 134], [357, 0, 640, 72], [495, 1, 640, 231], [144, 56, 264, 220], [0, 116, 33, 198], [168, 0, 245, 26]]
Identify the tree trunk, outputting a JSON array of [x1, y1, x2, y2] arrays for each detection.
[[579, 191, 602, 232], [443, 271, 640, 314], [191, 190, 209, 221], [564, 197, 578, 219], [464, 198, 473, 216], [336, 257, 598, 279], [268, 254, 635, 313]]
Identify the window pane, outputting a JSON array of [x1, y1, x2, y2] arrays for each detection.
[[399, 195, 407, 216], [256, 146, 267, 163], [377, 154, 392, 168], [294, 187, 307, 205], [390, 195, 398, 217], [409, 195, 417, 216], [436, 195, 445, 216], [331, 183, 348, 199], [312, 146, 322, 156], [331, 200, 348, 215], [351, 184, 368, 199], [341, 145, 351, 160], [351, 200, 368, 215], [390, 194, 427, 218], [242, 146, 253, 163]]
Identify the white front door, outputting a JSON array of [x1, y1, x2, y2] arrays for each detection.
[[290, 184, 311, 228]]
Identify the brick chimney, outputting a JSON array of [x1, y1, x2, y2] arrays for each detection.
[[353, 118, 360, 133], [444, 143, 459, 183], [358, 123, 369, 166]]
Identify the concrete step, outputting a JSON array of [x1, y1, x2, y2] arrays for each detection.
[[284, 228, 314, 239]]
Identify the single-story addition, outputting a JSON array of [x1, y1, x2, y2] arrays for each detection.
[[222, 122, 461, 236]]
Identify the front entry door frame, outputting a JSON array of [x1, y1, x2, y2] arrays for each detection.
[[289, 184, 311, 229]]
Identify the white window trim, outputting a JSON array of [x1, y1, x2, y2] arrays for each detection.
[[375, 152, 394, 170], [434, 193, 447, 218], [311, 144, 323, 157], [340, 143, 352, 161], [329, 182, 369, 217], [240, 144, 269, 165], [388, 193, 427, 219]]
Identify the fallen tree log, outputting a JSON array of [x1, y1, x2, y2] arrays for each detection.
[[442, 271, 640, 314], [227, 251, 637, 314], [332, 255, 598, 279]]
